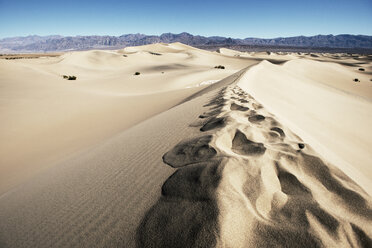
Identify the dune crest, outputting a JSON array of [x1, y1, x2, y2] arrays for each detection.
[[138, 84, 372, 247], [238, 59, 372, 194]]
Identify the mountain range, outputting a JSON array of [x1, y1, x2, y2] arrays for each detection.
[[1, 32, 372, 53]]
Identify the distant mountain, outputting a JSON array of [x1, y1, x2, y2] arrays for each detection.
[[1, 32, 371, 53], [243, 35, 372, 48]]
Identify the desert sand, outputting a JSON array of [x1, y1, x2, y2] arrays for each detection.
[[0, 43, 258, 193], [0, 43, 371, 247]]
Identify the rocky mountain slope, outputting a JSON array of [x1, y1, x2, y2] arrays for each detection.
[[1, 33, 371, 53]]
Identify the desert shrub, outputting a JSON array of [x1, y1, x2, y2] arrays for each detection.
[[359, 68, 365, 71], [266, 51, 271, 55], [353, 78, 360, 82], [62, 75, 77, 80], [123, 54, 128, 57], [214, 65, 225, 69], [134, 72, 140, 75], [149, 52, 161, 56]]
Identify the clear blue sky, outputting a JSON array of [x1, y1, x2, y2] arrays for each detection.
[[0, 0, 371, 38]]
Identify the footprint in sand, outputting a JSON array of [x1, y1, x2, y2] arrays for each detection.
[[200, 117, 226, 132], [230, 103, 249, 111], [161, 160, 222, 201], [139, 85, 372, 248], [270, 127, 285, 137], [163, 135, 217, 167], [231, 130, 266, 156], [248, 114, 265, 123]]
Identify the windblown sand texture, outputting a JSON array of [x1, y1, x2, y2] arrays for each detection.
[[0, 43, 258, 193], [0, 44, 372, 247], [138, 85, 372, 247]]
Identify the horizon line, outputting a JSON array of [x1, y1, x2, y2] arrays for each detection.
[[1, 32, 372, 40]]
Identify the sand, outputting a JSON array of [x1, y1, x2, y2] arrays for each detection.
[[0, 43, 257, 193], [0, 44, 371, 247], [238, 59, 372, 195]]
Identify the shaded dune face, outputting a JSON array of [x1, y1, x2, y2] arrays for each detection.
[[137, 160, 224, 248], [137, 85, 372, 247]]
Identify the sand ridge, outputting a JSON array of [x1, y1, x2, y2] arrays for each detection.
[[138, 85, 372, 247]]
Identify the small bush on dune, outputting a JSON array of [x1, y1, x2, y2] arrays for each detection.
[[62, 75, 77, 80], [353, 78, 360, 82], [134, 72, 141, 75], [358, 68, 365, 71], [214, 65, 225, 69], [149, 52, 162, 56]]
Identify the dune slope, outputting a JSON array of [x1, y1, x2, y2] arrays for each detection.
[[0, 67, 246, 248], [138, 83, 372, 247], [238, 59, 372, 194], [0, 43, 258, 194]]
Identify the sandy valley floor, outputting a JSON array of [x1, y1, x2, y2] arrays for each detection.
[[0, 43, 371, 247]]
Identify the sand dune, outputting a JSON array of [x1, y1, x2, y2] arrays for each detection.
[[138, 84, 372, 247], [120, 42, 187, 54], [238, 59, 372, 194], [0, 43, 257, 193], [0, 44, 371, 247]]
